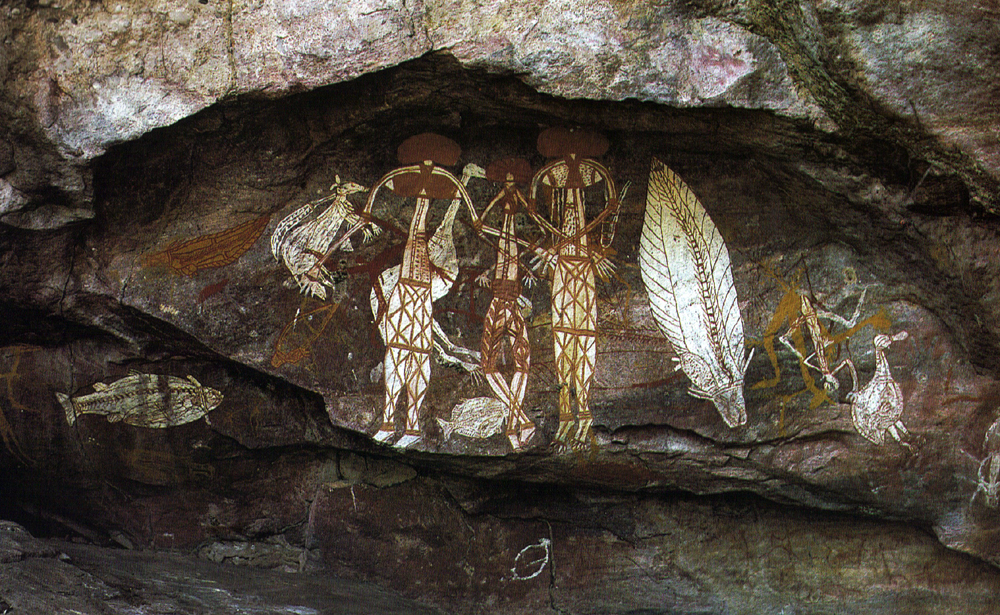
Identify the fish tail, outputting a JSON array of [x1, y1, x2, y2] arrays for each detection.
[[56, 393, 77, 425], [437, 418, 454, 440]]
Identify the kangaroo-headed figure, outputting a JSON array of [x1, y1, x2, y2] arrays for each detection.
[[847, 331, 910, 448], [473, 158, 541, 450], [527, 128, 622, 450], [271, 176, 368, 300], [367, 133, 479, 448]]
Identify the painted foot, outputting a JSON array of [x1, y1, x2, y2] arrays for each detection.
[[572, 417, 594, 449], [554, 417, 576, 445], [395, 431, 422, 448], [507, 421, 536, 451], [571, 424, 595, 451], [373, 423, 395, 444]]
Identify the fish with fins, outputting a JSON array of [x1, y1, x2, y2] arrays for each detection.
[[437, 397, 507, 441], [56, 372, 223, 428]]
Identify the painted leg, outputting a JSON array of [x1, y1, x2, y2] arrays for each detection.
[[433, 318, 481, 372], [889, 422, 912, 450], [510, 311, 534, 450], [867, 428, 885, 446], [571, 334, 597, 449], [553, 331, 576, 446], [507, 370, 535, 450], [375, 348, 404, 443], [510, 370, 529, 414], [500, 372, 535, 451], [486, 370, 523, 449], [396, 350, 431, 449], [486, 372, 514, 407]]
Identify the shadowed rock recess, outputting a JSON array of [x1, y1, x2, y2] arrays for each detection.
[[2, 1, 1000, 613]]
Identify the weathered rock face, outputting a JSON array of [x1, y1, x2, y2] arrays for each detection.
[[0, 520, 443, 614], [1, 1, 1000, 614]]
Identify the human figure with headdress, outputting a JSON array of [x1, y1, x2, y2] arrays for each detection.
[[528, 127, 622, 449], [365, 133, 479, 448], [473, 157, 539, 450]]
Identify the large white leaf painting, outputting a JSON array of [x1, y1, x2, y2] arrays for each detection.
[[639, 158, 749, 427]]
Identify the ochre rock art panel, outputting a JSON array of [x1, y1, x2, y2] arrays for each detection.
[[111, 128, 933, 462], [7, 45, 1000, 598], [11, 115, 1000, 598]]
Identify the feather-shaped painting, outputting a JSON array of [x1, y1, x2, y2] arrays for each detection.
[[639, 158, 750, 427]]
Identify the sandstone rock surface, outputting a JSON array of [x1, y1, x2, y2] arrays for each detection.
[[1, 1, 1000, 614]]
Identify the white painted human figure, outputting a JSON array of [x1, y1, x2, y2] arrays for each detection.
[[474, 158, 539, 450], [270, 177, 367, 300], [528, 128, 621, 450], [370, 163, 485, 373], [366, 134, 479, 448], [847, 331, 910, 447]]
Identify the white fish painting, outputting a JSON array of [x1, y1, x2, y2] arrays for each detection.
[[436, 397, 507, 441], [638, 158, 750, 427], [56, 372, 223, 428]]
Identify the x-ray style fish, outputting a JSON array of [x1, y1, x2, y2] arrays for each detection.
[[57, 372, 223, 428], [437, 397, 508, 441]]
